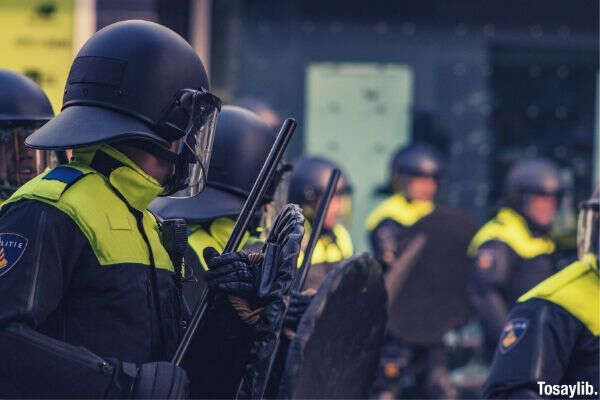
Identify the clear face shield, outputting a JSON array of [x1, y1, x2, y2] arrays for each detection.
[[577, 202, 599, 261], [0, 125, 53, 198], [158, 88, 221, 197]]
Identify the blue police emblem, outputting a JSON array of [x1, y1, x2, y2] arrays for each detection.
[[0, 233, 28, 277], [499, 318, 528, 354]]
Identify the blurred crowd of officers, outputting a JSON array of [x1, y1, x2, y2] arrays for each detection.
[[0, 19, 597, 399]]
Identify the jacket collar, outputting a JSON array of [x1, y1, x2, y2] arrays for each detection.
[[72, 145, 164, 211]]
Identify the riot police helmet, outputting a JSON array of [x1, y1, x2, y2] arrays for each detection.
[[503, 157, 562, 231], [288, 156, 351, 207], [505, 158, 562, 200], [27, 20, 222, 197], [0, 69, 54, 126], [0, 69, 54, 197], [379, 143, 442, 194], [392, 143, 442, 179]]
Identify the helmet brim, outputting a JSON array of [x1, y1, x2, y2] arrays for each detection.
[[149, 185, 246, 224], [25, 105, 169, 150]]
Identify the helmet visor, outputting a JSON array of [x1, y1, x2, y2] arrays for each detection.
[[166, 89, 221, 198], [0, 126, 50, 195], [577, 203, 599, 260]]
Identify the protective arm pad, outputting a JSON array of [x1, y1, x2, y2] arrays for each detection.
[[0, 323, 133, 397]]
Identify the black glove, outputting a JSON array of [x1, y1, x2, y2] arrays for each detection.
[[203, 247, 260, 298], [283, 289, 316, 331], [239, 204, 305, 398], [108, 360, 189, 399], [254, 204, 305, 333]]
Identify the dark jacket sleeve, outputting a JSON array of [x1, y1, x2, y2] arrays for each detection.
[[0, 200, 134, 398], [483, 298, 582, 398], [368, 218, 406, 273], [468, 240, 515, 350]]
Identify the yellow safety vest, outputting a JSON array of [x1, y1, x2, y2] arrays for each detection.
[[2, 145, 173, 271], [298, 223, 354, 266], [519, 255, 599, 335], [365, 193, 434, 231], [187, 217, 251, 271], [468, 208, 555, 259]]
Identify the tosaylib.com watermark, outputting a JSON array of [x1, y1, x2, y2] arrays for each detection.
[[538, 381, 598, 398]]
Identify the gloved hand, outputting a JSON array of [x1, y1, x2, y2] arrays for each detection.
[[109, 360, 189, 399], [203, 247, 260, 299], [266, 203, 305, 247], [238, 204, 305, 398], [283, 288, 316, 332]]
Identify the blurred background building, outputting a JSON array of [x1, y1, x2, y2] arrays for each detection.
[[1, 0, 598, 252]]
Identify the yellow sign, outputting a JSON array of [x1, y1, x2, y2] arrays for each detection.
[[0, 0, 75, 113]]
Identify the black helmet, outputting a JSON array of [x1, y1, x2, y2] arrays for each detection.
[[27, 20, 222, 196], [288, 156, 352, 206], [0, 68, 54, 126], [577, 186, 599, 263], [150, 105, 282, 222], [378, 143, 442, 194], [504, 157, 562, 232], [392, 143, 441, 178], [236, 97, 281, 128], [0, 69, 55, 198], [505, 158, 562, 201]]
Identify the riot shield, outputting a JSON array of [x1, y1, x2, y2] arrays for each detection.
[[385, 206, 477, 345], [278, 252, 387, 399]]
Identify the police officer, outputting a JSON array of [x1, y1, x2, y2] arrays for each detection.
[[288, 156, 354, 287], [0, 69, 54, 202], [366, 143, 441, 273], [149, 105, 287, 397], [0, 20, 226, 397], [150, 105, 283, 296], [483, 187, 598, 398], [368, 143, 479, 398], [468, 158, 562, 358], [277, 156, 353, 338]]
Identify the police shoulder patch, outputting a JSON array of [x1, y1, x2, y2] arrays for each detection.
[[499, 318, 528, 354], [0, 233, 28, 277]]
